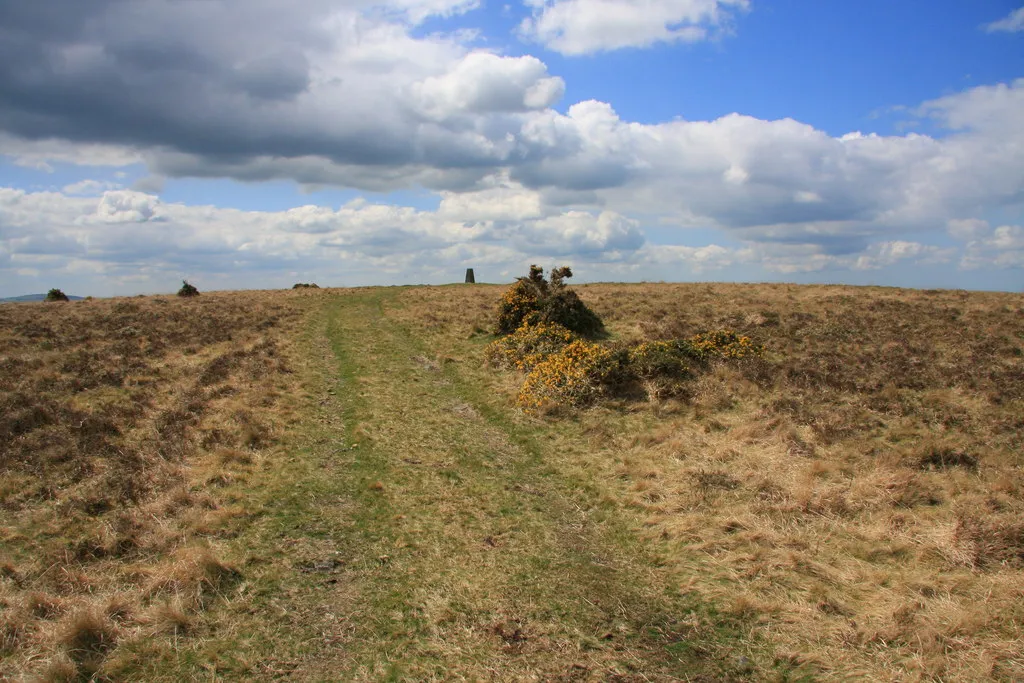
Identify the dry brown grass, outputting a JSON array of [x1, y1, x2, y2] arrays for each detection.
[[394, 282, 1024, 681], [0, 289, 313, 680], [4, 281, 1020, 680]]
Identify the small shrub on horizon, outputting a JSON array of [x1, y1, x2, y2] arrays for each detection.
[[177, 280, 200, 297], [46, 288, 70, 302], [292, 283, 320, 289]]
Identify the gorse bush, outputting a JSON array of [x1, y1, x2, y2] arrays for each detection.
[[45, 288, 70, 302], [495, 280, 539, 335], [623, 333, 763, 400], [625, 331, 762, 375], [489, 269, 763, 410], [684, 330, 763, 361], [517, 339, 617, 409], [485, 320, 576, 372], [490, 320, 763, 411], [628, 341, 691, 379], [177, 280, 200, 298], [495, 265, 604, 337]]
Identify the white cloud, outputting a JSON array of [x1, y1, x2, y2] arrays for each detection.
[[82, 191, 162, 223], [983, 7, 1024, 33], [0, 187, 647, 289], [2, 2, 1019, 269], [6, 181, 1000, 299], [508, 80, 1024, 257], [920, 78, 1024, 136], [636, 243, 747, 272], [0, 1, 1022, 291], [852, 241, 954, 271], [960, 224, 1024, 270], [942, 220, 1024, 271], [523, 210, 644, 254], [519, 0, 748, 55], [438, 179, 545, 221], [63, 179, 122, 196], [410, 52, 564, 119], [990, 224, 1024, 250], [947, 218, 991, 241], [0, 134, 143, 171]]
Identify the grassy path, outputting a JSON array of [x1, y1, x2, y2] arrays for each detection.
[[145, 288, 780, 681], [296, 288, 758, 681]]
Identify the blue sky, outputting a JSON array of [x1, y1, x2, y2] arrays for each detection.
[[0, 0, 1022, 296]]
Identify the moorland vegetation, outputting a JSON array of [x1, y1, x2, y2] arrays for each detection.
[[0, 292, 306, 679], [1, 278, 1021, 681], [407, 278, 1024, 680]]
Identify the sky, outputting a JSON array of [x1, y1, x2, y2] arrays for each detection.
[[0, 0, 1022, 297]]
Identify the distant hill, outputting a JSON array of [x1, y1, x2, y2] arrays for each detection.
[[0, 293, 85, 303]]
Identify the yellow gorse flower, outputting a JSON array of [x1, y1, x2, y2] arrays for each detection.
[[487, 316, 763, 411], [485, 320, 577, 372], [687, 330, 763, 359], [517, 339, 612, 409]]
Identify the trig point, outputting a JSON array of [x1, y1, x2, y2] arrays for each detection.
[[465, 268, 476, 284]]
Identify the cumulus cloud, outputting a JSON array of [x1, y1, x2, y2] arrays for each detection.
[[0, 186, 648, 291], [1, 1, 1021, 254], [983, 7, 1024, 33], [410, 52, 564, 119], [939, 219, 1024, 271], [504, 81, 1024, 257], [6, 182, 1007, 299], [635, 243, 747, 272], [947, 218, 991, 241], [0, 134, 143, 171], [63, 179, 122, 196], [960, 224, 1024, 270], [0, 0, 523, 181], [83, 191, 162, 223], [852, 241, 955, 271], [0, 2, 1022, 291], [519, 210, 644, 254], [437, 180, 545, 221], [988, 224, 1024, 250], [519, 0, 748, 55]]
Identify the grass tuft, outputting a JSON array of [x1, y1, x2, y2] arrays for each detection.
[[59, 609, 118, 671]]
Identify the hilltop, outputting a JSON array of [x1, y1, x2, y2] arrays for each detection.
[[1, 282, 1021, 681], [0, 293, 85, 303]]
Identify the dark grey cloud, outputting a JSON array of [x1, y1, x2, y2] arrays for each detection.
[[0, 0, 562, 184]]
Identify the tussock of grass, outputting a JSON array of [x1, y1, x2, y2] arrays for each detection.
[[145, 596, 196, 636], [146, 545, 242, 606], [39, 654, 79, 683], [59, 608, 119, 675]]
